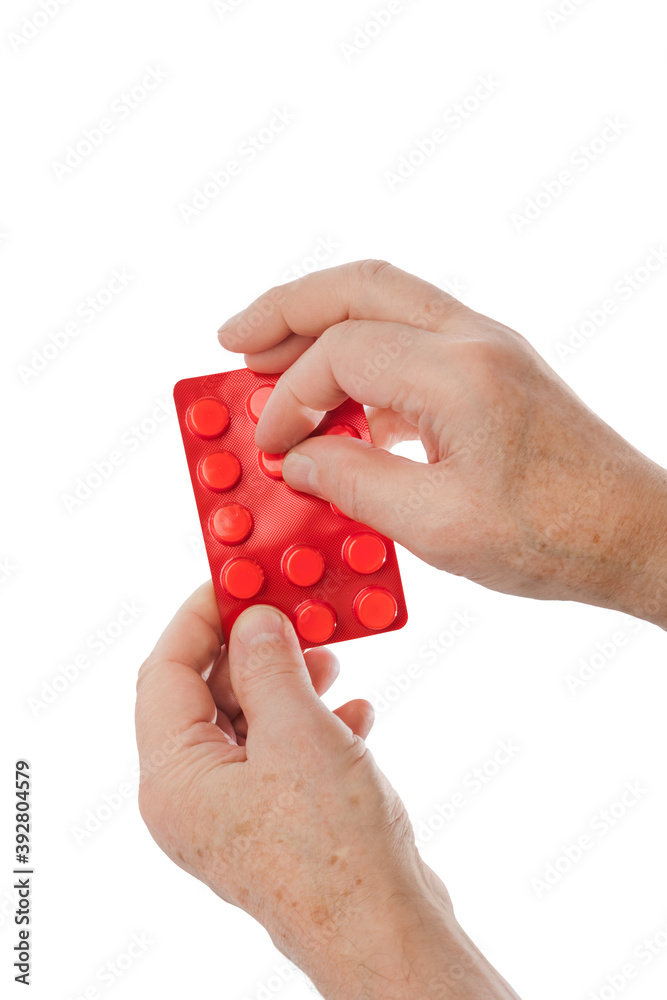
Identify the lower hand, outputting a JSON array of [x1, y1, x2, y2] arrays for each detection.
[[135, 583, 520, 998]]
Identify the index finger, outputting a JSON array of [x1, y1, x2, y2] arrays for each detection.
[[217, 259, 459, 357], [135, 581, 224, 764], [255, 319, 442, 453]]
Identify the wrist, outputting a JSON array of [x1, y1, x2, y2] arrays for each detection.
[[582, 455, 667, 629], [531, 438, 667, 629], [292, 866, 517, 1000]]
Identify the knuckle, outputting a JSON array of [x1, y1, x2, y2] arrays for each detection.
[[333, 452, 367, 523], [235, 648, 301, 694], [422, 295, 469, 333], [355, 258, 394, 284], [320, 318, 362, 353], [343, 732, 369, 765], [451, 327, 522, 377]]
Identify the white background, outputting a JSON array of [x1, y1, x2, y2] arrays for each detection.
[[2, 1, 667, 998]]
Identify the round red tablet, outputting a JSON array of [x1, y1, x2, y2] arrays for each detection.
[[353, 587, 398, 630], [295, 601, 336, 644], [199, 451, 241, 491], [323, 424, 360, 438], [187, 397, 229, 439], [343, 533, 387, 574], [282, 545, 325, 587], [246, 385, 274, 423], [221, 558, 265, 599], [258, 451, 285, 480], [210, 504, 253, 545]]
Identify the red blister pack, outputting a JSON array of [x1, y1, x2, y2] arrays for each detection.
[[174, 368, 408, 649]]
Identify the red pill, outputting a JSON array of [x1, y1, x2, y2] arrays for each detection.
[[323, 424, 360, 438], [295, 601, 336, 644], [353, 587, 398, 630], [258, 451, 285, 480], [282, 545, 325, 587], [246, 385, 274, 423], [199, 451, 241, 491], [210, 504, 253, 545], [221, 558, 265, 599], [187, 397, 229, 439], [343, 533, 387, 574]]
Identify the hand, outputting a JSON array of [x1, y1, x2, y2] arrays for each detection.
[[135, 583, 520, 999], [219, 260, 667, 628]]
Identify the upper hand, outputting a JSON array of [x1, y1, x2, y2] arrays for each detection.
[[218, 260, 667, 626]]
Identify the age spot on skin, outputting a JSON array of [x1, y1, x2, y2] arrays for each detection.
[[349, 795, 360, 806], [263, 773, 278, 782], [235, 820, 253, 835], [329, 855, 339, 865]]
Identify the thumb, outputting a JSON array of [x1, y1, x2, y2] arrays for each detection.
[[282, 436, 440, 548], [229, 605, 327, 741]]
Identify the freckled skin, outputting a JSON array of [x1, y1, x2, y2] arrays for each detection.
[[220, 260, 667, 631], [137, 590, 510, 998]]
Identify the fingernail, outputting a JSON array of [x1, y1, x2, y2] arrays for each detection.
[[235, 605, 284, 647], [282, 452, 316, 493], [218, 311, 242, 335]]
